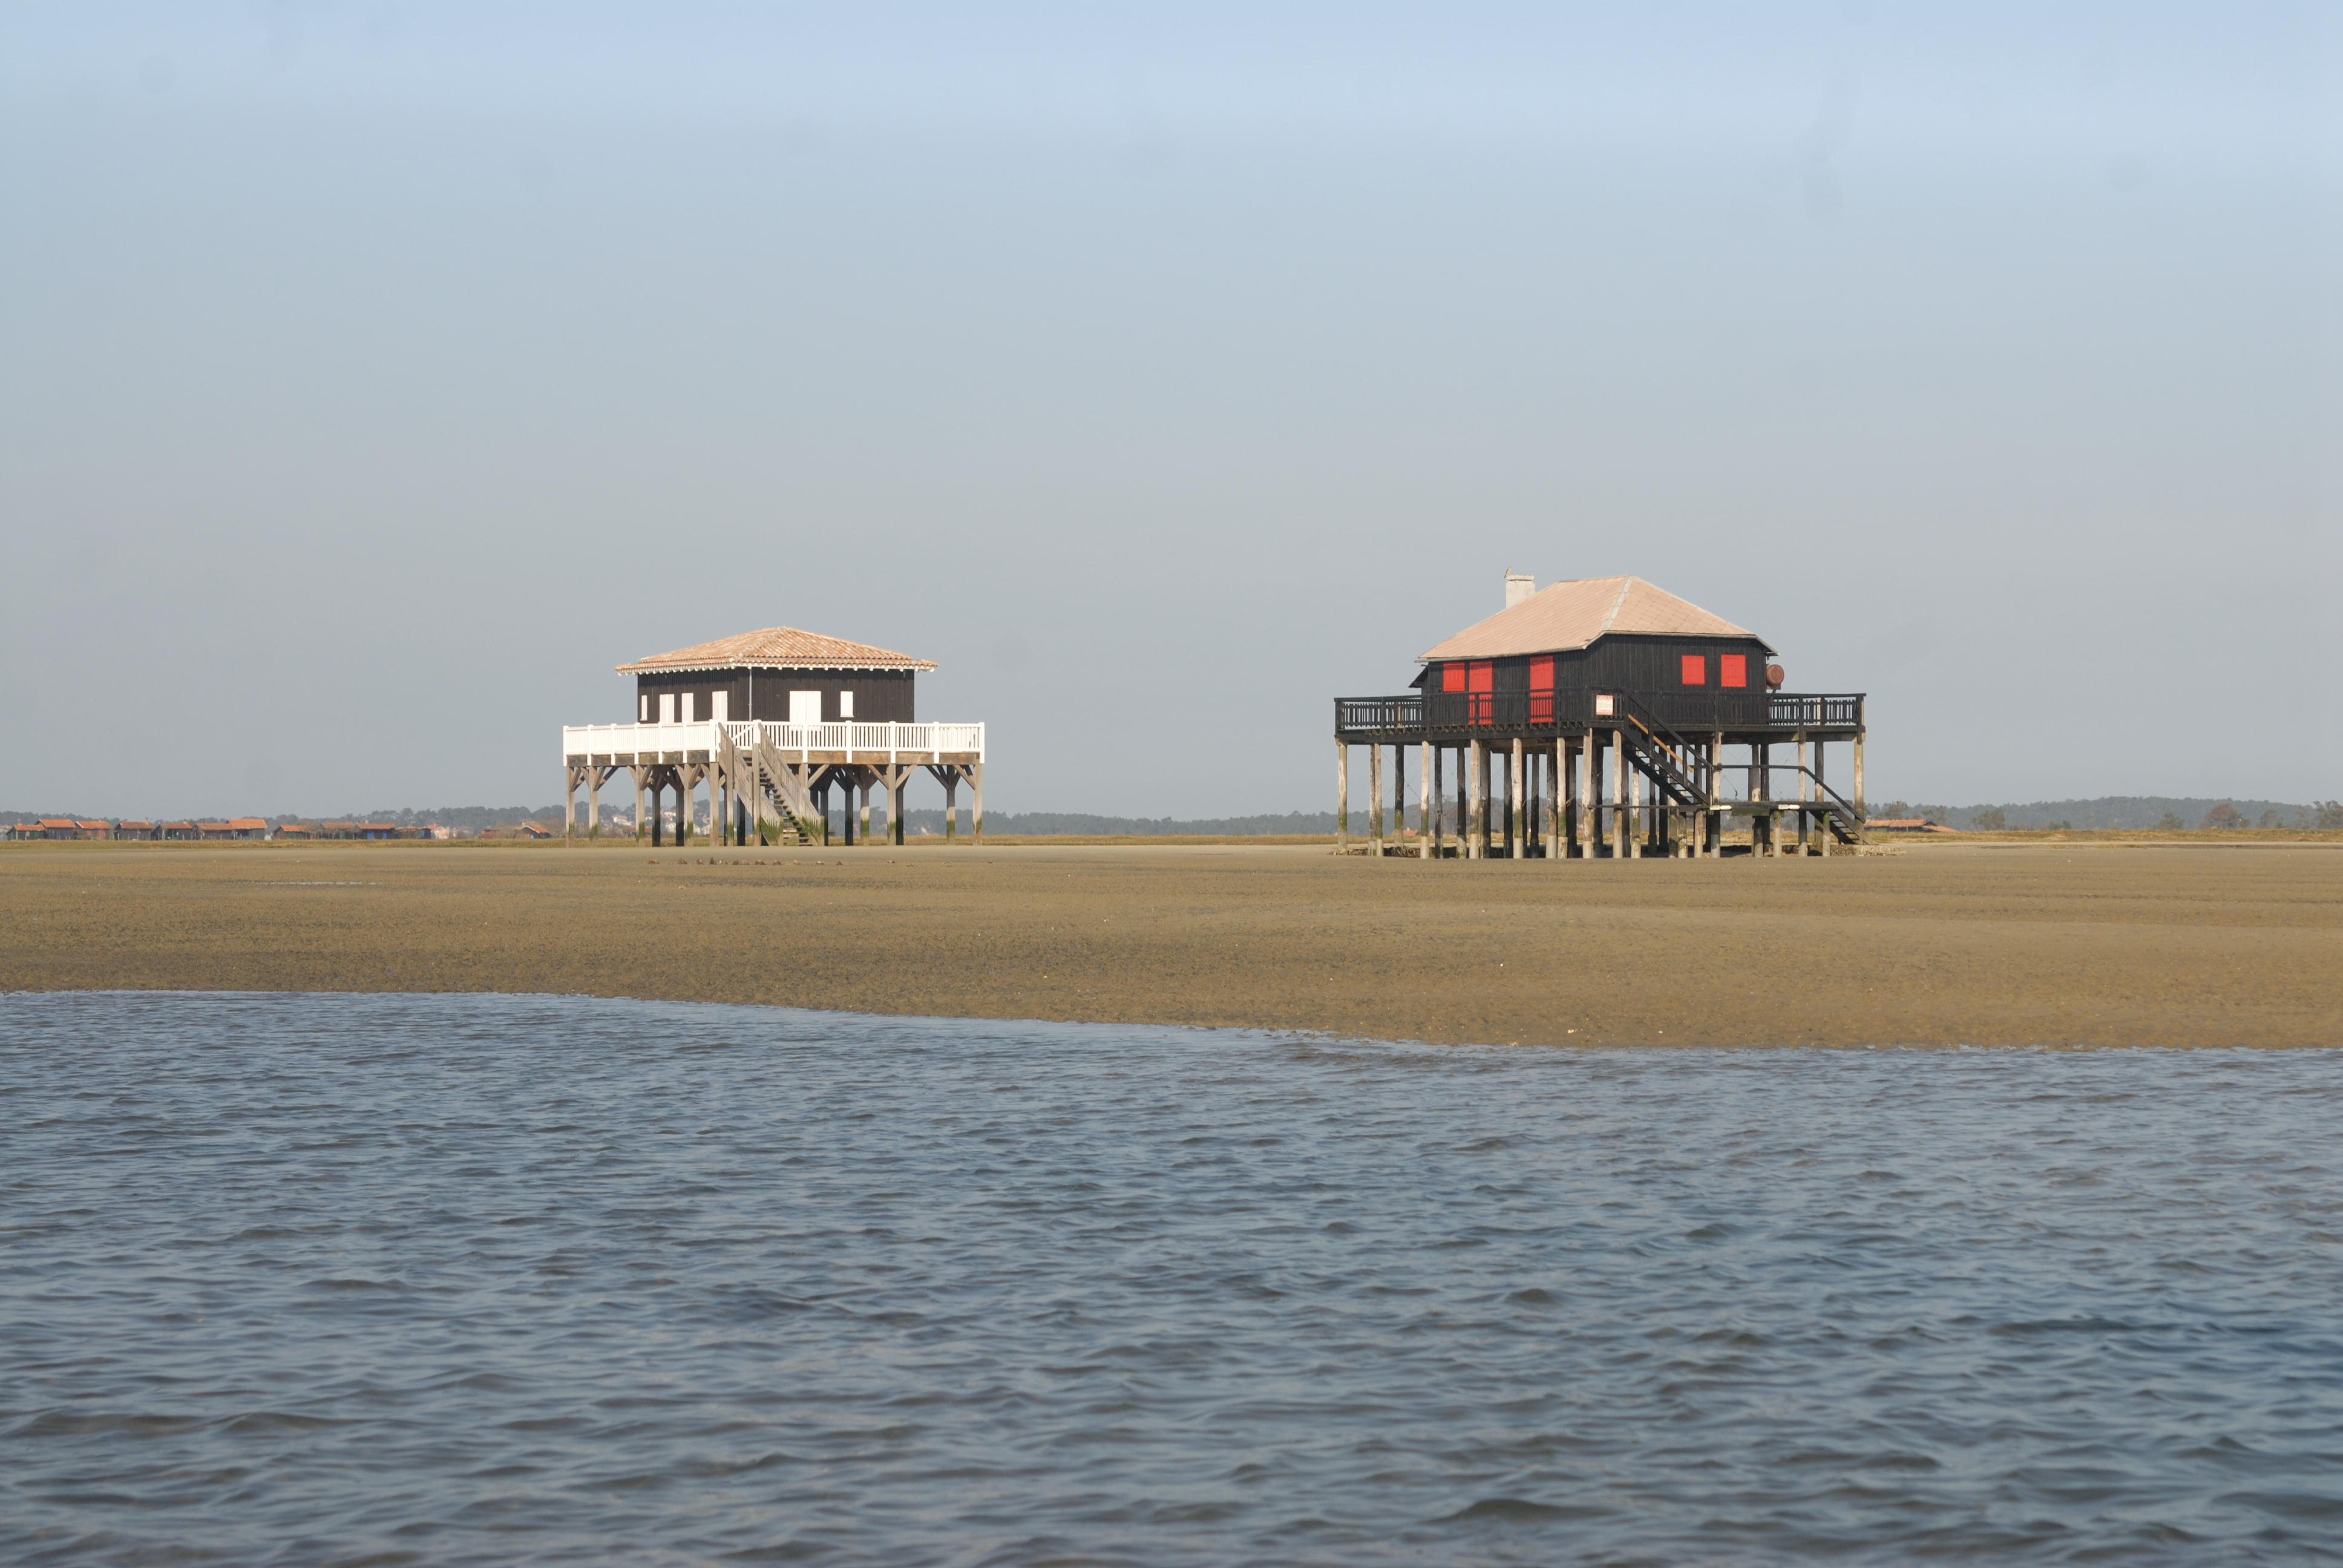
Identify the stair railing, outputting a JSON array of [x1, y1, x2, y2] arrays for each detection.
[[1610, 693, 1708, 805]]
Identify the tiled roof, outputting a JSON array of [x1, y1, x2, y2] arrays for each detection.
[[617, 627, 936, 673], [1420, 576, 1768, 662], [228, 818, 267, 829]]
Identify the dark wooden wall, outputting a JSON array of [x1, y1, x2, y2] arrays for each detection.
[[632, 667, 917, 724], [1420, 634, 1780, 729]]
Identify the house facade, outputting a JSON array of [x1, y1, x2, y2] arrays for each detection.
[[1335, 573, 1866, 860]]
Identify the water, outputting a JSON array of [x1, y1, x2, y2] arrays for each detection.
[[4, 993, 2340, 1566]]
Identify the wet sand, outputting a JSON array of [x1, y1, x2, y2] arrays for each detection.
[[2, 840, 2338, 1047]]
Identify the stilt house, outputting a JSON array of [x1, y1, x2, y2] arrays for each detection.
[[1334, 573, 1867, 858], [560, 626, 986, 848]]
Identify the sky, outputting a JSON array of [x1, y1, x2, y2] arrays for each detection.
[[2, 2, 2336, 817]]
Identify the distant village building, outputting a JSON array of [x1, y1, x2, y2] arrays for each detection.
[[561, 626, 986, 848], [114, 821, 160, 840], [1334, 573, 1867, 858]]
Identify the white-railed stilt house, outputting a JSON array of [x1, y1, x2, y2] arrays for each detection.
[[1334, 574, 1866, 858], [560, 627, 985, 846]]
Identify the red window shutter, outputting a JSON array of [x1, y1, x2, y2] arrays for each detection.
[[1721, 654, 1747, 688], [1529, 656, 1555, 722], [1467, 661, 1494, 724], [1681, 654, 1706, 686], [1441, 662, 1466, 693]]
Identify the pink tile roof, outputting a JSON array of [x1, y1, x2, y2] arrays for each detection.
[[617, 627, 936, 674], [1420, 576, 1767, 662]]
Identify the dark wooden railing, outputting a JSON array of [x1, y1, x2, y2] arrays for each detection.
[[1336, 690, 1864, 737]]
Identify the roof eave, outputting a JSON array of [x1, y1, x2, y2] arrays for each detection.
[[614, 659, 939, 675], [1416, 627, 1777, 662]]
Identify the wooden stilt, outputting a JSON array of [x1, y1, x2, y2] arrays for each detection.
[[1567, 739, 1582, 858], [1443, 745, 1462, 858], [1706, 733, 1723, 857], [1393, 742, 1405, 855], [1797, 731, 1810, 854], [1467, 742, 1483, 859], [1431, 743, 1444, 856], [1369, 742, 1383, 857], [1419, 739, 1432, 860], [971, 761, 984, 842], [1627, 748, 1642, 860], [1509, 737, 1525, 860], [1610, 728, 1627, 859], [1852, 730, 1866, 834], [1336, 743, 1349, 853]]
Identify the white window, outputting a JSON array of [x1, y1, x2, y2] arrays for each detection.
[[712, 690, 729, 722], [788, 690, 821, 726], [681, 691, 696, 723], [639, 694, 649, 722], [839, 690, 854, 719], [660, 692, 676, 724]]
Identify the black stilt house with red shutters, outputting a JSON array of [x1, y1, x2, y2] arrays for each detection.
[[1334, 573, 1867, 859]]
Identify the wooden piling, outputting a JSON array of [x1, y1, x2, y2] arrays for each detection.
[[1336, 743, 1349, 852], [1466, 742, 1483, 859], [1509, 736, 1525, 860], [1369, 742, 1384, 857], [1419, 739, 1433, 860]]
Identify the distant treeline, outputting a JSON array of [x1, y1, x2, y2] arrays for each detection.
[[1879, 797, 2341, 831]]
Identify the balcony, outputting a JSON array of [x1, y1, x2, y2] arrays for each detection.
[[1334, 691, 1862, 739], [563, 720, 985, 765]]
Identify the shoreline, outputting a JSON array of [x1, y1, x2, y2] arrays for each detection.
[[4, 841, 2338, 1048]]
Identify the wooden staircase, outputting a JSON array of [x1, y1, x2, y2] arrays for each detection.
[[1616, 696, 1864, 845]]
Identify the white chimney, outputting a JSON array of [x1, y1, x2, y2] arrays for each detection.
[[1504, 569, 1536, 609]]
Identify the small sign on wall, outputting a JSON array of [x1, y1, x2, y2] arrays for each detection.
[[1594, 694, 1616, 717]]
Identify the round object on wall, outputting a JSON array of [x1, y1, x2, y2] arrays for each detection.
[[1765, 663, 1786, 690]]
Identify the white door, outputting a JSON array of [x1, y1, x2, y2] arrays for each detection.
[[712, 690, 729, 722], [660, 692, 675, 724], [838, 691, 854, 719], [788, 690, 822, 726]]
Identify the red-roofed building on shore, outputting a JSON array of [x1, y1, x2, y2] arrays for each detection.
[[560, 626, 985, 849], [1334, 572, 1867, 860]]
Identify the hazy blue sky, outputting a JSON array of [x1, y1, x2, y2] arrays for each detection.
[[3, 2, 2336, 816]]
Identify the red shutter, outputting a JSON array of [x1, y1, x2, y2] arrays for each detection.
[[1681, 654, 1706, 686], [1441, 662, 1466, 693], [1529, 656, 1554, 723], [1469, 661, 1494, 724], [1720, 654, 1747, 688]]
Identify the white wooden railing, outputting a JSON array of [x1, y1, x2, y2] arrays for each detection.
[[563, 720, 985, 762]]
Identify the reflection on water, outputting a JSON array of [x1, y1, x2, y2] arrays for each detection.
[[3, 991, 2339, 1564]]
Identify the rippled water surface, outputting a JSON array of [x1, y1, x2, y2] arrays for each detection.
[[4, 992, 2341, 1565]]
